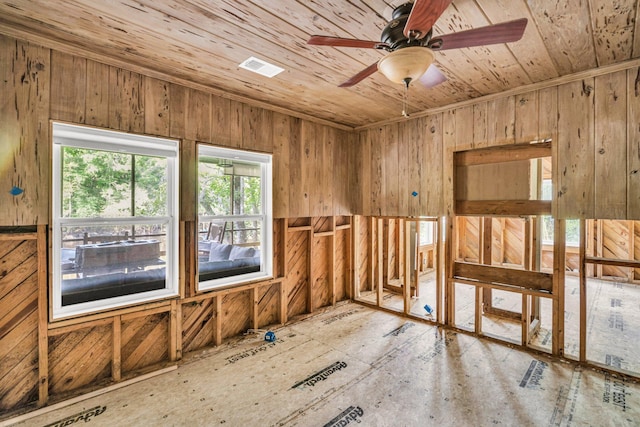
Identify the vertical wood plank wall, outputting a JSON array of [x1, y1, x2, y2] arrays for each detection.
[[0, 33, 354, 417], [356, 71, 640, 221]]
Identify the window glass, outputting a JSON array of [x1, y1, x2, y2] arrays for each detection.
[[52, 123, 178, 319], [419, 221, 434, 246], [197, 146, 272, 290]]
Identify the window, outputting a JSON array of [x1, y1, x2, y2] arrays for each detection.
[[197, 145, 272, 290], [52, 123, 179, 319], [419, 221, 434, 246]]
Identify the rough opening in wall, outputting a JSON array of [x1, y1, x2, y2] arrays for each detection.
[[353, 216, 442, 323]]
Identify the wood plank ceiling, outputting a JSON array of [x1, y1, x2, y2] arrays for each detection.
[[0, 0, 639, 128]]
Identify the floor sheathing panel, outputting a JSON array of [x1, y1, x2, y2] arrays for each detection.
[[6, 303, 639, 427]]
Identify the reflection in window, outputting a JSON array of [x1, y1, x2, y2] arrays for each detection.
[[197, 146, 272, 290], [52, 123, 179, 319]]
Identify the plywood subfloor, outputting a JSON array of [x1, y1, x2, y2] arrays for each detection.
[[6, 303, 639, 427]]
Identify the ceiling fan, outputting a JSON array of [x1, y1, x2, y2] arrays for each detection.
[[308, 0, 527, 92]]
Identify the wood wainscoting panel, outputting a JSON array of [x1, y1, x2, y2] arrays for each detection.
[[311, 235, 331, 311], [256, 283, 279, 329], [220, 291, 251, 340], [47, 324, 112, 395], [121, 312, 169, 374], [0, 239, 39, 410], [181, 298, 215, 354], [285, 229, 309, 318]]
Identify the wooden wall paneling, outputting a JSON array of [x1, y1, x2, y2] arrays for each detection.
[[473, 102, 488, 148], [290, 119, 311, 217], [37, 225, 48, 405], [406, 118, 421, 217], [359, 130, 372, 216], [595, 70, 627, 218], [228, 100, 244, 149], [557, 79, 596, 218], [515, 90, 539, 143], [50, 51, 86, 122], [272, 113, 290, 218], [397, 124, 409, 216], [332, 129, 350, 215], [256, 283, 279, 328], [538, 86, 558, 142], [0, 37, 50, 226], [169, 83, 187, 138], [0, 238, 39, 410], [370, 127, 384, 216], [384, 123, 400, 217], [220, 290, 251, 340], [185, 88, 211, 142], [121, 311, 169, 373], [627, 67, 640, 219], [602, 220, 629, 277], [312, 235, 332, 310], [487, 95, 516, 146], [424, 114, 444, 216], [211, 95, 232, 146], [455, 105, 474, 151], [285, 229, 309, 318], [181, 299, 215, 353], [85, 60, 110, 127], [321, 126, 334, 216], [108, 67, 144, 133], [143, 77, 170, 136], [443, 110, 456, 217], [242, 104, 272, 153], [539, 86, 559, 219], [47, 324, 112, 395]]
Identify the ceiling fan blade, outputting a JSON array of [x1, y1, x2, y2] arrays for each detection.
[[428, 18, 528, 51], [404, 0, 453, 39], [339, 63, 379, 87], [419, 64, 447, 88], [308, 35, 389, 50]]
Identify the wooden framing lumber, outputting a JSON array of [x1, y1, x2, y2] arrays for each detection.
[[453, 262, 553, 292]]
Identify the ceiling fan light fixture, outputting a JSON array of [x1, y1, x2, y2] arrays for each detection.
[[377, 46, 434, 85]]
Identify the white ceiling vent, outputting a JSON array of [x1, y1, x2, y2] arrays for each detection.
[[239, 56, 284, 78]]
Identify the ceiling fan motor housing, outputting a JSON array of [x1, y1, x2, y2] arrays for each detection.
[[381, 2, 432, 50]]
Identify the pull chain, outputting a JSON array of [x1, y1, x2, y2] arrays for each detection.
[[402, 77, 412, 117]]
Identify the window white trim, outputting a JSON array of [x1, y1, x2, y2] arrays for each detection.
[[197, 145, 273, 291], [52, 123, 179, 319]]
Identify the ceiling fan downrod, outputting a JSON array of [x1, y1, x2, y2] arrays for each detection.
[[402, 77, 412, 117]]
